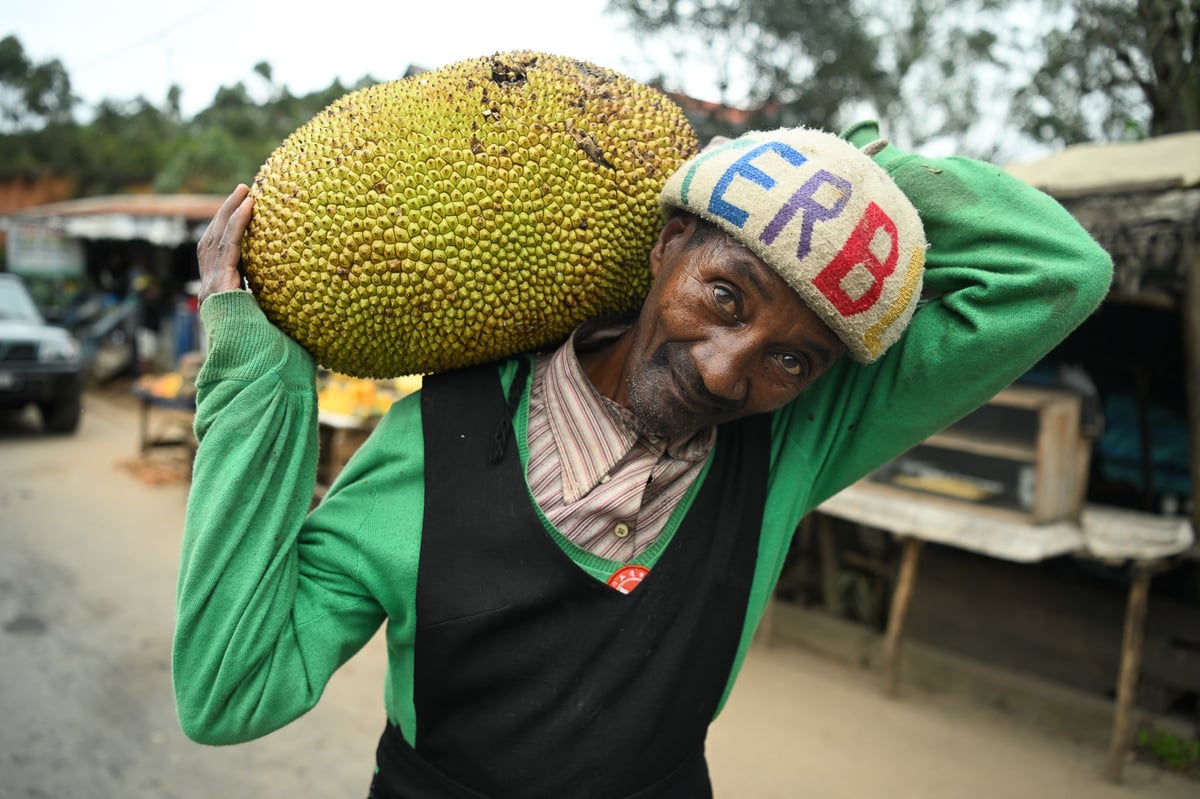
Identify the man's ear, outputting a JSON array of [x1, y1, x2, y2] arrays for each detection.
[[649, 215, 695, 279]]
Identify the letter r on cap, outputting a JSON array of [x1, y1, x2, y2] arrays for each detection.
[[759, 169, 853, 259]]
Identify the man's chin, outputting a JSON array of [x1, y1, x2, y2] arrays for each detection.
[[628, 395, 706, 440]]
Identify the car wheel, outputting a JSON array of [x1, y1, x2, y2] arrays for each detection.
[[40, 396, 82, 434]]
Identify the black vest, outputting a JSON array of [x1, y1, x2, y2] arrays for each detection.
[[370, 361, 769, 799]]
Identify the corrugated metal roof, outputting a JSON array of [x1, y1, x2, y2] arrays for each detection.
[[1, 194, 225, 247], [7, 193, 224, 220], [1005, 131, 1200, 197]]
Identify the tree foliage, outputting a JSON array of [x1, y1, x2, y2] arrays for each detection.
[[610, 0, 896, 137], [608, 0, 1200, 160], [2, 1, 1195, 196], [1014, 0, 1200, 145], [0, 34, 377, 197], [607, 0, 1029, 157], [0, 35, 81, 181], [0, 35, 75, 131]]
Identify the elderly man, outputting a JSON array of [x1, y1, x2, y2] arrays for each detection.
[[173, 122, 1112, 798]]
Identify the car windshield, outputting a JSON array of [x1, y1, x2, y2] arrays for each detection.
[[0, 279, 45, 323]]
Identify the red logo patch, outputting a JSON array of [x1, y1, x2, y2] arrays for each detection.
[[607, 565, 650, 594]]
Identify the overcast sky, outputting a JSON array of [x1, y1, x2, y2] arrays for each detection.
[[6, 0, 685, 118], [6, 0, 1067, 165]]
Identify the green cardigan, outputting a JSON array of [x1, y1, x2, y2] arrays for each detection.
[[173, 121, 1113, 748]]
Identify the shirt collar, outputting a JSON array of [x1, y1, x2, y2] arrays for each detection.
[[542, 320, 716, 504]]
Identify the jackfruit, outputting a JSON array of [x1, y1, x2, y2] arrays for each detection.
[[242, 50, 699, 378]]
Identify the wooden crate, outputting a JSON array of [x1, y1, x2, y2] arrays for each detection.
[[865, 385, 1092, 524]]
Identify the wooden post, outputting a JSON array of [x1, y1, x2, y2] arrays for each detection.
[[884, 536, 924, 698], [1104, 562, 1156, 783], [1182, 250, 1200, 547], [138, 398, 150, 454], [818, 513, 844, 617]]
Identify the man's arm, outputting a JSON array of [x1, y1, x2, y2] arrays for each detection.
[[792, 122, 1114, 507], [173, 187, 385, 745]]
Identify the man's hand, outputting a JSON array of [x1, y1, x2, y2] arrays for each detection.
[[197, 184, 254, 305]]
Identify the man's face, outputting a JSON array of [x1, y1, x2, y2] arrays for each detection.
[[614, 215, 846, 439]]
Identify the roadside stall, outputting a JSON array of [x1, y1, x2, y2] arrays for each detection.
[[131, 358, 201, 456], [127, 362, 422, 493], [1, 194, 224, 381], [770, 132, 1199, 783], [313, 373, 423, 501]]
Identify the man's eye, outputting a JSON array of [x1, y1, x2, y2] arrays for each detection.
[[776, 353, 806, 377], [713, 285, 738, 317]]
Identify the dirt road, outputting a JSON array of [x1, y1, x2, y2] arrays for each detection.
[[1, 386, 1194, 798]]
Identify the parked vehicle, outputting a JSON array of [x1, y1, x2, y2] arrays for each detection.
[[0, 273, 86, 433]]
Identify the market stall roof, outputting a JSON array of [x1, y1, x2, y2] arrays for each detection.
[[0, 194, 225, 248], [1000, 130, 1200, 305], [1005, 131, 1200, 196]]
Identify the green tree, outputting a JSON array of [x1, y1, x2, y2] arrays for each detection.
[[607, 0, 1199, 159], [156, 125, 261, 194], [74, 97, 181, 194], [607, 0, 1038, 158], [1014, 0, 1200, 145], [0, 34, 75, 132], [0, 36, 406, 197], [609, 0, 895, 136], [0, 34, 80, 180], [156, 75, 369, 193]]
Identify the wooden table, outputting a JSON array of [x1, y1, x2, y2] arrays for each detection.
[[816, 482, 1195, 783], [313, 410, 379, 502], [129, 378, 196, 456]]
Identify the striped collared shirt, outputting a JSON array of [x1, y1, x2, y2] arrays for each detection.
[[526, 321, 716, 562]]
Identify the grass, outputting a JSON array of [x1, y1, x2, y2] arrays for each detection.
[[1136, 725, 1200, 776]]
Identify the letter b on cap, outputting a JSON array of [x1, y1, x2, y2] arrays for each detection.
[[812, 202, 898, 316]]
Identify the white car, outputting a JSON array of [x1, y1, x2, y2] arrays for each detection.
[[0, 273, 85, 433]]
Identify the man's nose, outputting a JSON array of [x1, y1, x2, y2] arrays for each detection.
[[694, 334, 751, 403]]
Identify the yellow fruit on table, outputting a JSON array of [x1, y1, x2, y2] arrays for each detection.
[[317, 373, 422, 419], [242, 50, 698, 379], [149, 372, 183, 399], [392, 375, 423, 396]]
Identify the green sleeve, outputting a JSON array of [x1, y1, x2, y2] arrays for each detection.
[[720, 123, 1115, 716], [793, 121, 1115, 508], [173, 291, 388, 745]]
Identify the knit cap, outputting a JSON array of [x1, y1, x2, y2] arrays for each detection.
[[659, 128, 927, 363]]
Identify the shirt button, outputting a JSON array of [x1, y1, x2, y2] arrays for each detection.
[[613, 522, 631, 539], [599, 474, 611, 484]]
